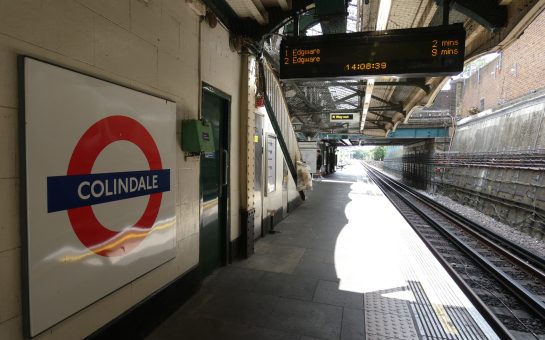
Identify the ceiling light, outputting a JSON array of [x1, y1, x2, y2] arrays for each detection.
[[376, 0, 392, 31], [285, 89, 297, 98]]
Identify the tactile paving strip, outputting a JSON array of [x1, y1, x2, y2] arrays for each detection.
[[360, 166, 500, 340], [364, 289, 413, 317], [365, 309, 420, 340], [405, 242, 492, 340]]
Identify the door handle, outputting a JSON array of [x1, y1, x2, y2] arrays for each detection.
[[219, 149, 229, 198], [223, 149, 229, 187]]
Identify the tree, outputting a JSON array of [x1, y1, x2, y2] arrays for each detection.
[[372, 146, 386, 161], [352, 149, 365, 159]]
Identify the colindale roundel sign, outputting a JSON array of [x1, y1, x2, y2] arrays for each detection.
[[47, 115, 171, 257]]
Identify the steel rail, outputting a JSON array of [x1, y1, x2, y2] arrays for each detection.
[[376, 169, 545, 274], [364, 164, 545, 336], [366, 165, 545, 320], [363, 168, 514, 340]]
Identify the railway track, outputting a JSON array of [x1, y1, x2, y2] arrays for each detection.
[[363, 163, 545, 340]]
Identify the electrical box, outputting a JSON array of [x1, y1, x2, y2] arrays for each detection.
[[182, 119, 215, 153]]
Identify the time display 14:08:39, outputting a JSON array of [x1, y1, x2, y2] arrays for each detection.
[[344, 62, 387, 72]]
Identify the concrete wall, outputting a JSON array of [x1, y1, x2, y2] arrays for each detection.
[[0, 1, 243, 338], [437, 92, 545, 238], [452, 95, 545, 153]]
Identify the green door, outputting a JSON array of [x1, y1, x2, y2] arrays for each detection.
[[200, 86, 229, 278]]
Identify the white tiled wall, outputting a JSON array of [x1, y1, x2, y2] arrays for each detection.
[[0, 0, 243, 338], [0, 108, 18, 179]]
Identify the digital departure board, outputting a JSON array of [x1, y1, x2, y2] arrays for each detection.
[[280, 24, 465, 80]]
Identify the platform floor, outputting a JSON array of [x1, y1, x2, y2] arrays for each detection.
[[146, 163, 499, 340]]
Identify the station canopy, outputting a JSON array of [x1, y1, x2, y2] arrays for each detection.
[[202, 0, 527, 144]]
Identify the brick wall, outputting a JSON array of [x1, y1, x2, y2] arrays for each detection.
[[459, 9, 545, 116]]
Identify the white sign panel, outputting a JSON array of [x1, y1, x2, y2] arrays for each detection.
[[22, 58, 176, 336], [266, 135, 277, 194], [299, 142, 318, 174], [300, 149, 317, 172]]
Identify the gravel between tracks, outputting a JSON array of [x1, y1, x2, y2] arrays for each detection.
[[374, 165, 545, 258], [416, 190, 545, 257]]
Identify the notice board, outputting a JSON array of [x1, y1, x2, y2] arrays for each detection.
[[266, 135, 277, 194]]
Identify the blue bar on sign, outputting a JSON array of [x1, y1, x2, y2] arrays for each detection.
[[47, 169, 170, 213]]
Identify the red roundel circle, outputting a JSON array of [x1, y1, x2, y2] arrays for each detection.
[[67, 115, 163, 257]]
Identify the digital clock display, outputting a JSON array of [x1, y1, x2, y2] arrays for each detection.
[[280, 24, 465, 80]]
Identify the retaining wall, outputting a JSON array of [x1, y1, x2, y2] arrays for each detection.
[[435, 91, 545, 239]]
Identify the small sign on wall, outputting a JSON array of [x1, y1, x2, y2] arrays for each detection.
[[20, 57, 176, 336], [266, 134, 277, 194], [329, 113, 355, 122]]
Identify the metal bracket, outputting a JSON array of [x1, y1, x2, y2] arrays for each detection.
[[443, 0, 451, 25]]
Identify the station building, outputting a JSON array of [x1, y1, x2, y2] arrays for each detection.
[[1, 0, 545, 339]]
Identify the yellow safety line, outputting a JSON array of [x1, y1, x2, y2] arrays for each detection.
[[432, 303, 459, 336]]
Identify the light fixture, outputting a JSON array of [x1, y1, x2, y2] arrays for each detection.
[[360, 79, 374, 131], [284, 89, 297, 98]]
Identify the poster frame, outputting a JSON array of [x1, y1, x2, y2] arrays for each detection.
[[18, 56, 176, 337], [265, 134, 277, 195]]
